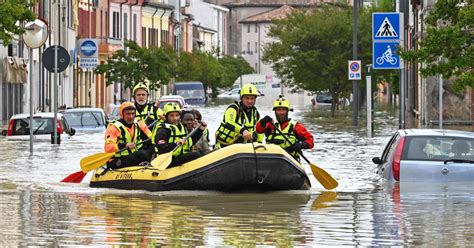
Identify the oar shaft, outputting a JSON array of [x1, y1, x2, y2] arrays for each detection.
[[269, 121, 306, 158]]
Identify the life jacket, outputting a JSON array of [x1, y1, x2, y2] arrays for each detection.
[[215, 102, 259, 146], [152, 122, 193, 157], [135, 103, 161, 126], [112, 120, 142, 157], [266, 119, 299, 158]]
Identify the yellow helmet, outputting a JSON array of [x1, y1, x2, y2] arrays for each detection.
[[163, 102, 182, 116], [273, 96, 291, 111], [240, 83, 258, 97], [119, 101, 137, 118], [133, 83, 149, 95]]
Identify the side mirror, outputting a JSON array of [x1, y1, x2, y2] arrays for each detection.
[[372, 157, 382, 164], [1, 129, 6, 136], [70, 128, 76, 136]]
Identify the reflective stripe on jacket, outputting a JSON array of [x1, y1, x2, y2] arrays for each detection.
[[111, 121, 141, 157], [135, 103, 163, 126], [266, 119, 299, 158], [215, 102, 262, 146], [152, 123, 193, 157]]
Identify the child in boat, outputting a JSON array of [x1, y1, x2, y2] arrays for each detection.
[[182, 110, 211, 155], [151, 103, 207, 167]]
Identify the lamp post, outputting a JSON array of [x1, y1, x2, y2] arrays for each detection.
[[23, 19, 49, 154]]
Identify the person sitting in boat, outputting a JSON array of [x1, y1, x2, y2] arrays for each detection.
[[152, 103, 207, 167], [255, 96, 314, 161], [183, 110, 211, 155], [104, 102, 153, 169], [214, 83, 263, 149], [133, 83, 164, 149]]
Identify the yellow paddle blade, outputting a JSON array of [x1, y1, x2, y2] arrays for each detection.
[[151, 151, 173, 171], [309, 163, 339, 190], [80, 152, 115, 173]]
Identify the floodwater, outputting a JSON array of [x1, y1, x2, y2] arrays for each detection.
[[0, 95, 473, 246]]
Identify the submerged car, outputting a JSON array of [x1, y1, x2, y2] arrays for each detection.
[[372, 129, 474, 182], [62, 108, 107, 132], [217, 88, 265, 99], [5, 112, 75, 141], [157, 95, 186, 109]]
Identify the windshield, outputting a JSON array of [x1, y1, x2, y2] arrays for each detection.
[[13, 118, 54, 135], [403, 136, 474, 161], [63, 111, 104, 127], [176, 89, 205, 99]]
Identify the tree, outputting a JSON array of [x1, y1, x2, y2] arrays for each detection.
[[95, 41, 175, 90], [0, 0, 35, 45], [399, 0, 473, 91], [219, 55, 254, 89], [263, 5, 373, 116]]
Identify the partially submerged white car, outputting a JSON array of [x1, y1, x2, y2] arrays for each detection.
[[5, 112, 75, 141]]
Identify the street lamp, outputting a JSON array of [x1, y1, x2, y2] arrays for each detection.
[[23, 18, 49, 154]]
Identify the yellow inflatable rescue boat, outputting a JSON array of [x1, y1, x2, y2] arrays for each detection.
[[90, 143, 311, 192]]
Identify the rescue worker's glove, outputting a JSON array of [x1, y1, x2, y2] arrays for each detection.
[[260, 115, 273, 126], [289, 142, 308, 153]]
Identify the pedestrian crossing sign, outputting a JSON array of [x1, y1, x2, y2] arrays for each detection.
[[372, 13, 401, 41]]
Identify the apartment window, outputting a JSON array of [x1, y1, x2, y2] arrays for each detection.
[[124, 13, 128, 40], [133, 14, 137, 41], [112, 11, 119, 38], [142, 27, 146, 47], [247, 24, 250, 33], [255, 42, 258, 53], [255, 24, 258, 33], [247, 42, 250, 53]]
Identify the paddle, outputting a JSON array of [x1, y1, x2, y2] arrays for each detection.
[[151, 123, 202, 171], [269, 121, 338, 190], [61, 119, 159, 183], [60, 138, 151, 183]]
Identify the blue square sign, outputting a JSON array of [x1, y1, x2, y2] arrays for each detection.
[[373, 13, 401, 41], [373, 42, 401, 69]]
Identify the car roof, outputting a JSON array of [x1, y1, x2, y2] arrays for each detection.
[[64, 108, 105, 113], [160, 95, 184, 100], [400, 129, 474, 138], [11, 112, 63, 119]]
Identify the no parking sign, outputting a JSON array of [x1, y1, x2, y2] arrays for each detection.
[[348, 60, 361, 80]]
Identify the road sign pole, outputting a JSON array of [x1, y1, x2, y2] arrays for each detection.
[[366, 65, 372, 137], [352, 0, 359, 126]]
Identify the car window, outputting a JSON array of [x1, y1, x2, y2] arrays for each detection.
[[64, 111, 105, 127], [63, 112, 82, 126], [403, 136, 474, 161], [381, 132, 400, 162], [13, 118, 54, 135]]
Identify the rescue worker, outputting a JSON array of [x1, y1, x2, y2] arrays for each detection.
[[104, 102, 153, 169], [215, 83, 263, 149], [182, 110, 211, 155], [132, 83, 164, 149], [132, 83, 164, 126], [152, 102, 207, 167], [256, 96, 314, 161]]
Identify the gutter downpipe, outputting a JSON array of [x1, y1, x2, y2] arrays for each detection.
[[130, 0, 138, 42], [151, 6, 158, 47]]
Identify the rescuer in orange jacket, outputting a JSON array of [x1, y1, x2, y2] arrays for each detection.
[[104, 102, 153, 169]]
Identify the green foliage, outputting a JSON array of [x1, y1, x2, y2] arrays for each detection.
[[263, 5, 373, 115], [218, 55, 254, 88], [399, 0, 473, 91], [175, 51, 253, 96], [95, 41, 175, 90], [0, 0, 35, 45]]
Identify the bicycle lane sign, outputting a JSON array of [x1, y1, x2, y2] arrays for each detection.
[[373, 42, 400, 69]]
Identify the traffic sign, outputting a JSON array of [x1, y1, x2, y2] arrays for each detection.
[[373, 13, 401, 41], [348, 60, 361, 80], [42, 45, 70, 73], [373, 42, 401, 69]]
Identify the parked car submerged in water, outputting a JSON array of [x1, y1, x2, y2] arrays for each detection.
[[62, 108, 107, 132], [5, 112, 75, 141], [373, 129, 474, 183]]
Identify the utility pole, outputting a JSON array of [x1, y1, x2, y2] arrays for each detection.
[[352, 0, 359, 126]]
